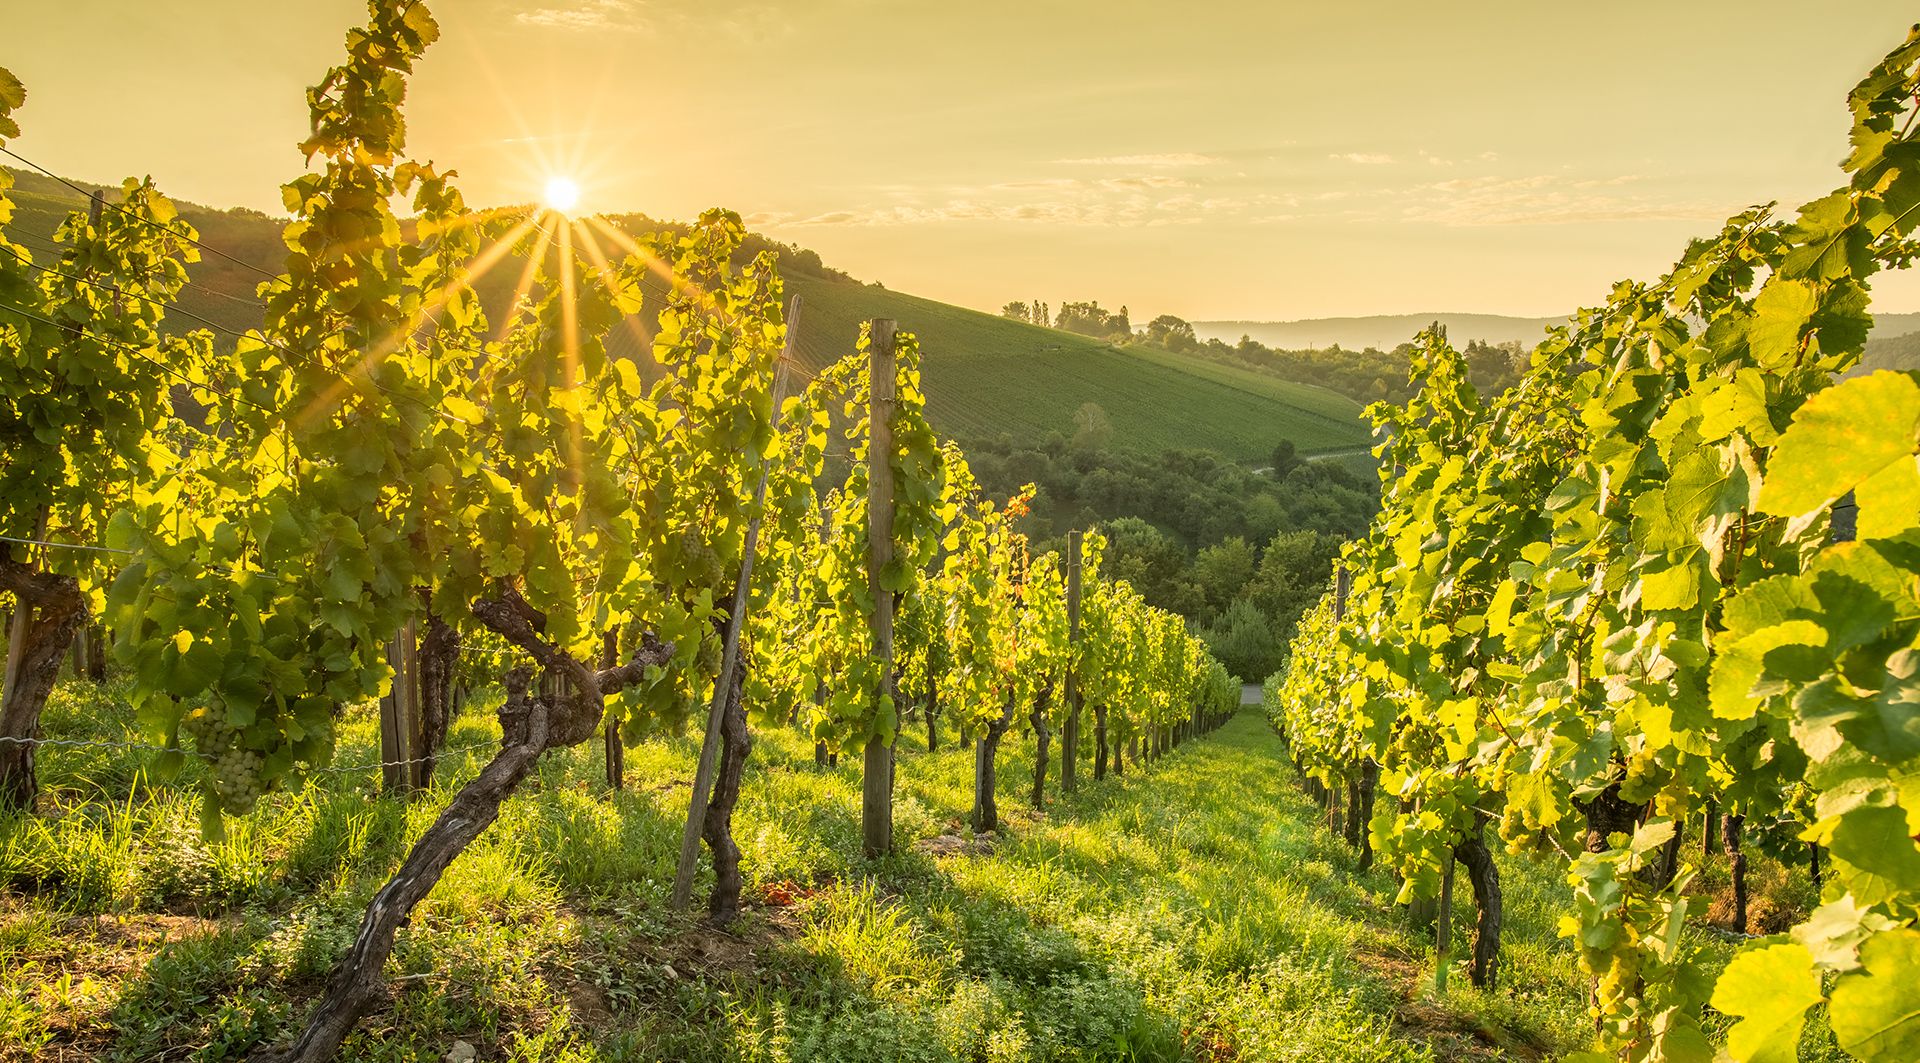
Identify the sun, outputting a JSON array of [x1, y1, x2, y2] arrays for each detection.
[[543, 176, 582, 215]]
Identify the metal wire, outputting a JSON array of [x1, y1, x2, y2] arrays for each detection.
[[0, 732, 498, 775]]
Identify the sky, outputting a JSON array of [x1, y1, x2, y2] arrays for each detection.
[[8, 1, 1920, 321]]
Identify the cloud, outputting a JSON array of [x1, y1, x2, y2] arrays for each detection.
[[794, 210, 864, 226], [1400, 174, 1726, 226], [990, 178, 1084, 192], [1097, 175, 1192, 192], [1053, 152, 1222, 168], [780, 194, 1245, 228], [515, 0, 648, 32], [510, 0, 791, 39], [1329, 152, 1395, 165]]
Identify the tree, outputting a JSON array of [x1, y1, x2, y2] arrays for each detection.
[[1146, 314, 1196, 351], [1055, 300, 1128, 339], [1204, 598, 1278, 681], [1245, 529, 1340, 642], [1070, 401, 1113, 452], [1002, 300, 1030, 321], [1193, 536, 1255, 618], [1270, 439, 1300, 480]]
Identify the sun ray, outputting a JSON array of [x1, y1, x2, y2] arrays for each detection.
[[569, 219, 658, 376], [293, 211, 541, 429], [494, 218, 556, 346], [557, 219, 586, 492], [582, 215, 730, 322]]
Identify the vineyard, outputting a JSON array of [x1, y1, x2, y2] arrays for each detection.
[[1267, 26, 1920, 1063], [0, 3, 1240, 1060], [6, 4, 1920, 1063]]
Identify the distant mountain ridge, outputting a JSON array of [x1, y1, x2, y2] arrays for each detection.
[[1200, 310, 1920, 353], [1194, 314, 1567, 352]]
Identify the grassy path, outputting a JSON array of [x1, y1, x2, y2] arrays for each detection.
[[2, 685, 1592, 1061]]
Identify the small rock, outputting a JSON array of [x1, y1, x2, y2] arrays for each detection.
[[663, 963, 679, 980], [444, 1040, 476, 1063]]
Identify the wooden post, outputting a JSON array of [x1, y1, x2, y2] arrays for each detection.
[[671, 296, 801, 911], [378, 617, 421, 795], [1436, 853, 1455, 994], [862, 319, 898, 859], [1061, 529, 1082, 795], [602, 715, 623, 789], [603, 629, 623, 790]]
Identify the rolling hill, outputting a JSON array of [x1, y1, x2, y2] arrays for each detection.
[[4, 168, 1367, 462]]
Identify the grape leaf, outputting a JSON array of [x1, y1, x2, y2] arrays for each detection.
[[1757, 371, 1920, 521], [1711, 941, 1824, 1063], [1830, 929, 1920, 1061]]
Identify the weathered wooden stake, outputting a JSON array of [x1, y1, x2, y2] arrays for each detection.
[[671, 296, 800, 911], [602, 629, 623, 789], [1061, 529, 1082, 794], [378, 617, 421, 795], [1436, 853, 1455, 994], [861, 319, 898, 859]]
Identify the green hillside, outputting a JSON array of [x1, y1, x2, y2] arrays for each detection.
[[3, 168, 1368, 461], [784, 276, 1367, 459]]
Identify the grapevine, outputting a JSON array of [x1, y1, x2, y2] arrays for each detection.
[[1269, 27, 1920, 1061]]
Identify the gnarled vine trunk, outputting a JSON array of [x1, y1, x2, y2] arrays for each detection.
[[1580, 782, 1639, 854], [1454, 815, 1502, 988], [414, 610, 460, 785], [1722, 812, 1748, 933], [0, 558, 89, 813], [1093, 703, 1108, 780], [926, 678, 939, 752], [1353, 759, 1378, 872], [972, 695, 1017, 833], [1030, 685, 1053, 809], [261, 588, 673, 1063], [1654, 820, 1685, 890], [702, 664, 751, 924]]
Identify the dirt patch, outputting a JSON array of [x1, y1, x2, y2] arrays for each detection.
[[1351, 945, 1553, 1061], [1703, 892, 1800, 935], [915, 833, 995, 858], [1395, 998, 1547, 1061], [0, 907, 235, 1063]]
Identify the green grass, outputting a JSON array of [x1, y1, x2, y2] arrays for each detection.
[[2, 677, 1836, 1061], [0, 683, 1485, 1061]]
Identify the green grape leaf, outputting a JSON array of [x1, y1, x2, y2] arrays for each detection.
[[1711, 941, 1824, 1063], [1640, 554, 1702, 611], [1757, 371, 1920, 524], [1747, 280, 1821, 369], [1826, 804, 1920, 905], [1794, 896, 1899, 972], [1830, 929, 1920, 1061], [1856, 449, 1920, 539]]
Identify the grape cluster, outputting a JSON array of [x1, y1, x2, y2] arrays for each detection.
[[679, 531, 723, 589], [179, 707, 267, 814]]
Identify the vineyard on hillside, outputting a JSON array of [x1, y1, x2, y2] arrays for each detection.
[[0, 4, 1239, 1060], [1269, 27, 1920, 1063], [0, 176, 1372, 467], [10, 4, 1920, 1063]]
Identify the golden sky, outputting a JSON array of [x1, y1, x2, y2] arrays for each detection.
[[9, 1, 1920, 320]]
